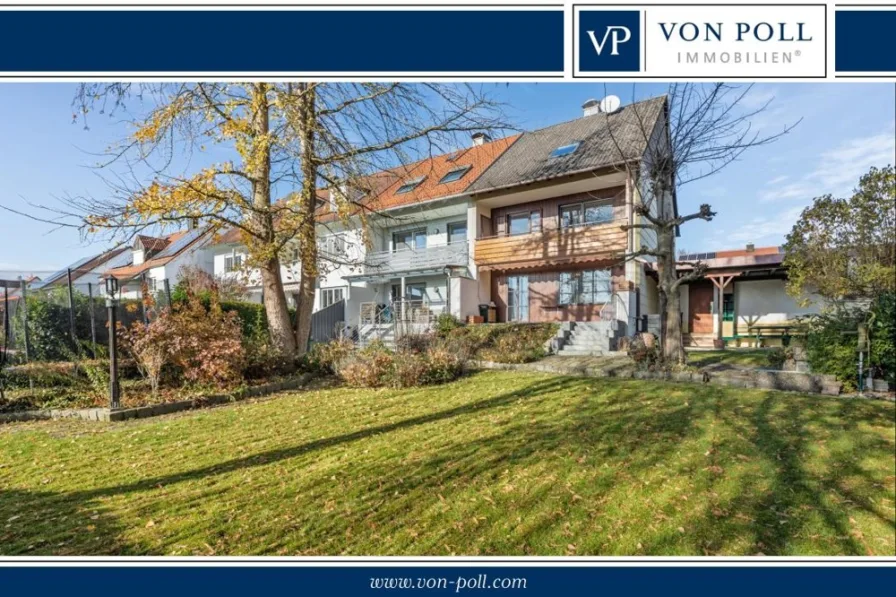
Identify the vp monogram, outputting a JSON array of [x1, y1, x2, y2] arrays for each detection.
[[577, 10, 641, 72], [586, 26, 632, 56]]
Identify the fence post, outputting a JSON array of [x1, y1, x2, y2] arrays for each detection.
[[140, 273, 149, 325], [66, 268, 77, 347], [19, 276, 31, 363], [88, 282, 97, 358]]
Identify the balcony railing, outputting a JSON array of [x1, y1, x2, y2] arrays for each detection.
[[475, 222, 626, 269], [364, 242, 469, 276], [359, 300, 446, 325]]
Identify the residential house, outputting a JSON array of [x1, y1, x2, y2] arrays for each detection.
[[464, 96, 670, 347], [208, 228, 302, 306], [32, 248, 130, 295], [314, 133, 520, 332], [104, 228, 215, 299]]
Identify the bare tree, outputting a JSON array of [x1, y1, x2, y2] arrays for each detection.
[[604, 83, 798, 365]]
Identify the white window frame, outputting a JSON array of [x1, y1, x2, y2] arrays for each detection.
[[320, 287, 345, 309]]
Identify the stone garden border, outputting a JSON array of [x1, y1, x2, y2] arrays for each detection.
[[0, 373, 315, 424], [471, 360, 877, 399]]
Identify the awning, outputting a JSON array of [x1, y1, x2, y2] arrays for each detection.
[[478, 255, 617, 273]]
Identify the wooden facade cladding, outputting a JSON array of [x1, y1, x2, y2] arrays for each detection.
[[474, 186, 628, 269]]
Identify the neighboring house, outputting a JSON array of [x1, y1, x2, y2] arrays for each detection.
[[667, 245, 823, 348], [209, 228, 301, 305], [32, 248, 130, 295], [314, 133, 520, 330], [104, 228, 215, 299]]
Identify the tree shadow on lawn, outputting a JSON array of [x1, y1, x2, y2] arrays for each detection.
[[3, 373, 894, 555], [639, 395, 895, 555], [0, 488, 129, 555]]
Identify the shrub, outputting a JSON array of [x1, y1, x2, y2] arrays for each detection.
[[333, 338, 467, 389], [435, 313, 462, 337], [391, 352, 430, 388], [448, 323, 557, 364], [422, 339, 468, 384], [302, 338, 354, 375], [171, 265, 248, 303], [766, 347, 787, 370], [336, 341, 395, 388], [395, 331, 433, 354], [119, 316, 172, 396], [804, 293, 895, 390], [119, 292, 244, 393], [628, 333, 658, 370], [167, 294, 244, 387]]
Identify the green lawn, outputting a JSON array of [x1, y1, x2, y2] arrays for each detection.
[[1, 371, 893, 556], [687, 349, 773, 369]]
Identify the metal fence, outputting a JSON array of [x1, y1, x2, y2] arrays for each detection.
[[1, 279, 146, 364], [309, 299, 346, 345]]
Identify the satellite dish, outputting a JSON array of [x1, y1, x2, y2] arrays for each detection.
[[600, 95, 621, 114]]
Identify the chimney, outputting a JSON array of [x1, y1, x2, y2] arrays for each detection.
[[471, 132, 491, 146], [582, 98, 600, 117], [745, 243, 755, 253]]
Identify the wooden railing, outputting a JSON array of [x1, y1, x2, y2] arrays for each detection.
[[474, 222, 627, 268]]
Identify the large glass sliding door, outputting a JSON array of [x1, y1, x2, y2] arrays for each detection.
[[506, 275, 529, 322]]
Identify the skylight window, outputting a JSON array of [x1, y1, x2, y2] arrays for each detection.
[[550, 142, 581, 158], [438, 166, 471, 184], [396, 176, 425, 194]]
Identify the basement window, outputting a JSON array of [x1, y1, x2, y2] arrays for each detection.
[[550, 142, 581, 158], [439, 166, 472, 184], [396, 176, 425, 194]]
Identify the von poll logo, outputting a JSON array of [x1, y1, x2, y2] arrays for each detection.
[[578, 10, 641, 72], [575, 5, 826, 78]]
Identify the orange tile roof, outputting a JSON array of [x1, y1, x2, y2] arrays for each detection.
[[314, 135, 519, 223], [212, 136, 519, 242], [106, 230, 203, 280], [368, 135, 520, 210]]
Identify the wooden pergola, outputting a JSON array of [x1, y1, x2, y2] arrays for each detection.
[[706, 272, 741, 347]]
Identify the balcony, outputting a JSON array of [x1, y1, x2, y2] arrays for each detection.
[[475, 222, 627, 270], [350, 242, 469, 281]]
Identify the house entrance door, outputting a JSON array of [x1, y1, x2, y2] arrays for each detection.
[[689, 282, 714, 334]]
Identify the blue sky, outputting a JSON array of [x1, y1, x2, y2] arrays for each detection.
[[0, 82, 893, 277]]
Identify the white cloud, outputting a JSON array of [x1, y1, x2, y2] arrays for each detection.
[[712, 205, 806, 247], [760, 126, 895, 203], [765, 174, 789, 186]]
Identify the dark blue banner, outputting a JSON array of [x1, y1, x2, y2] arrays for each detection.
[[835, 9, 896, 73], [1, 566, 895, 596], [0, 9, 564, 73]]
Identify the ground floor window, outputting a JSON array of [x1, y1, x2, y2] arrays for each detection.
[[320, 287, 345, 308], [391, 283, 426, 302], [559, 269, 612, 305]]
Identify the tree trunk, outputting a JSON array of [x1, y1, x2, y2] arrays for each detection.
[[293, 83, 318, 355], [656, 226, 686, 365], [250, 83, 297, 355], [260, 256, 297, 355]]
